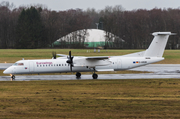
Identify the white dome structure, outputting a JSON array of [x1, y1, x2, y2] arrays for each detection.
[[54, 29, 123, 48], [86, 29, 106, 42], [84, 29, 106, 47]]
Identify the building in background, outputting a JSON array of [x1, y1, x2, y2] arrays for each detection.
[[53, 29, 124, 48]]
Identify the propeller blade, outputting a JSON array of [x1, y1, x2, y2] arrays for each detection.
[[70, 64, 72, 72], [66, 51, 74, 72], [69, 51, 71, 59], [52, 51, 56, 59]]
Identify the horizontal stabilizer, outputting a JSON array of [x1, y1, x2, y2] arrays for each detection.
[[152, 32, 176, 36]]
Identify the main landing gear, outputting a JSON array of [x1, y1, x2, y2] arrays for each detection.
[[75, 71, 98, 79], [76, 72, 81, 78], [76, 68, 98, 79], [92, 68, 98, 79], [92, 73, 98, 79]]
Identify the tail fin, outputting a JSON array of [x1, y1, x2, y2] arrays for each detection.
[[144, 32, 175, 57]]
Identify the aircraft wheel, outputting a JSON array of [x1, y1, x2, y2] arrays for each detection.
[[92, 73, 98, 79], [11, 75, 15, 80], [76, 72, 81, 78]]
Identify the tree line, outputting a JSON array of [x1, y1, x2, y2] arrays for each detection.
[[0, 1, 180, 49]]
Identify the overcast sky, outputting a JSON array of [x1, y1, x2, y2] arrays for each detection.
[[2, 0, 180, 11]]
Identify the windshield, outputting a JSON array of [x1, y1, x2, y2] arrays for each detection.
[[13, 63, 24, 66]]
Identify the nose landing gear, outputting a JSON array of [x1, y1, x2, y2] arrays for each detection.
[[11, 75, 15, 80]]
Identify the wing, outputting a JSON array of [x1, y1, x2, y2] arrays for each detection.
[[57, 54, 84, 58], [57, 53, 111, 68], [86, 56, 109, 60], [73, 56, 111, 68], [57, 54, 68, 57]]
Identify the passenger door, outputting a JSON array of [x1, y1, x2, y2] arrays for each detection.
[[117, 59, 121, 69], [29, 62, 34, 72]]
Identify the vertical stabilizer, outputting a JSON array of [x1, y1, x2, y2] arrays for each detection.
[[144, 32, 175, 57]]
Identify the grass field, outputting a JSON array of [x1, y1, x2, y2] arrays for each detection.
[[0, 49, 180, 118], [0, 79, 180, 118]]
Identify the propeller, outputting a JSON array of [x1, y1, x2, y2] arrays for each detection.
[[66, 51, 74, 71], [52, 51, 56, 59]]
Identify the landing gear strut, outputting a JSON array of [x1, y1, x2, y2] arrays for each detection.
[[76, 72, 81, 78], [92, 68, 98, 79]]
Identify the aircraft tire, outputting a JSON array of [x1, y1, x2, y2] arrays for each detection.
[[76, 72, 81, 78], [92, 73, 98, 79], [11, 75, 15, 79]]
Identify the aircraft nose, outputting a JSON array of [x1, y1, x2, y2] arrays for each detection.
[[3, 69, 8, 74], [3, 68, 12, 74]]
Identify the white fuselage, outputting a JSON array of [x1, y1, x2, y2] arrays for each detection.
[[3, 56, 164, 75]]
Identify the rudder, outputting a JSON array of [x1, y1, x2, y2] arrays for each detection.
[[144, 32, 175, 57]]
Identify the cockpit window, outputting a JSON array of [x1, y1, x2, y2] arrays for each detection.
[[13, 63, 17, 66], [13, 63, 24, 66], [18, 63, 24, 65]]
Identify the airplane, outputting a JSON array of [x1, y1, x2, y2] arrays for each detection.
[[3, 32, 175, 80]]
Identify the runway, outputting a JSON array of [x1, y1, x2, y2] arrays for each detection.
[[1, 64, 180, 81]]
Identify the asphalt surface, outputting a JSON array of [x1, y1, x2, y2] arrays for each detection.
[[1, 64, 180, 81]]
